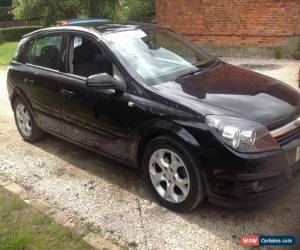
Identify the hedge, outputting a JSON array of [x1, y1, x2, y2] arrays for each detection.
[[0, 26, 42, 42]]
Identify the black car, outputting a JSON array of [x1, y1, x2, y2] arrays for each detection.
[[6, 22, 300, 212]]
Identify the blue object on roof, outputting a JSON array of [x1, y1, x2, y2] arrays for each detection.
[[67, 18, 111, 25]]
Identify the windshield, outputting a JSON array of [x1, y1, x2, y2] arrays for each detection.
[[102, 28, 215, 85]]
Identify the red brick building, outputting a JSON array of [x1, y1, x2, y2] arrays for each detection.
[[156, 0, 300, 57]]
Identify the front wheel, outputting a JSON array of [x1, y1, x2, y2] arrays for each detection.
[[143, 136, 205, 213]]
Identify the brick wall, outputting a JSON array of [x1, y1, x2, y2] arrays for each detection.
[[156, 0, 300, 56]]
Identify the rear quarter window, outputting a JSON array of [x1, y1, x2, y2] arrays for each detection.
[[25, 38, 36, 64], [13, 38, 27, 63]]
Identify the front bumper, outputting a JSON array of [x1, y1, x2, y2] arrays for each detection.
[[202, 136, 300, 207]]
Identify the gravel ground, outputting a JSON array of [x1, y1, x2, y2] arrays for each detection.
[[0, 58, 300, 250]]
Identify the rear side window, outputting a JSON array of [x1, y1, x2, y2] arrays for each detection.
[[25, 35, 64, 71], [35, 35, 63, 70]]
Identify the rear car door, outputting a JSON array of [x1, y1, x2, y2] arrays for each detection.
[[22, 33, 67, 134]]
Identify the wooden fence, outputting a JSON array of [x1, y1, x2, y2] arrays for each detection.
[[0, 20, 41, 28]]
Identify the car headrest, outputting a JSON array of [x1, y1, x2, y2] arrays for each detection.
[[40, 45, 60, 58], [73, 44, 95, 64]]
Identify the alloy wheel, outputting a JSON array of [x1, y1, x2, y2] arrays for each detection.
[[149, 149, 190, 203], [15, 103, 32, 137]]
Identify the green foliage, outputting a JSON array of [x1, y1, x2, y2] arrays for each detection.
[[0, 26, 41, 41], [274, 45, 283, 59], [81, 0, 155, 22], [0, 0, 12, 7], [12, 0, 43, 20], [12, 0, 155, 24], [120, 0, 155, 22], [0, 7, 13, 21], [12, 0, 82, 25], [80, 0, 120, 20]]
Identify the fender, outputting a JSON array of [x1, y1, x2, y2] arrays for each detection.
[[133, 119, 203, 169], [10, 87, 36, 119]]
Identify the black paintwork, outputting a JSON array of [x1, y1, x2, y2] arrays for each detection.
[[6, 22, 300, 207]]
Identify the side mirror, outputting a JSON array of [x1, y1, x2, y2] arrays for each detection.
[[86, 73, 125, 93], [86, 73, 117, 89]]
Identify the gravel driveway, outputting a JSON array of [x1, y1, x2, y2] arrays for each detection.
[[1, 58, 300, 250]]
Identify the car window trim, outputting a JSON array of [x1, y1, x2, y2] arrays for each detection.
[[23, 29, 129, 90], [25, 62, 89, 86], [63, 72, 88, 81], [25, 63, 61, 74]]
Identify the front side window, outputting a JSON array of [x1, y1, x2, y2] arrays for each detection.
[[103, 29, 215, 85], [69, 36, 113, 77], [25, 35, 64, 70]]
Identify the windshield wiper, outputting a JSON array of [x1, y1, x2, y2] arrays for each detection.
[[175, 60, 220, 80], [175, 68, 203, 80]]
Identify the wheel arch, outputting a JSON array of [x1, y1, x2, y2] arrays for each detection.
[[10, 87, 34, 116], [136, 119, 202, 173]]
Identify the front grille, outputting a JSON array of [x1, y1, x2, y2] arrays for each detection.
[[241, 175, 287, 194], [275, 127, 300, 146]]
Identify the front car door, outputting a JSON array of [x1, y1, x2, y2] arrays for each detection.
[[61, 32, 133, 162], [22, 33, 67, 134]]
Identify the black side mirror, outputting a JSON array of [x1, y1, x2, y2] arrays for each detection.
[[86, 73, 118, 89], [86, 73, 126, 94]]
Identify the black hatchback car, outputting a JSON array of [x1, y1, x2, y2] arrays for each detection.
[[7, 22, 300, 212]]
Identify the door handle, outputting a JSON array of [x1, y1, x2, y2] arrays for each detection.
[[61, 89, 75, 97], [24, 78, 34, 85]]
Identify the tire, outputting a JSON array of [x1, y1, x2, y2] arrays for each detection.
[[143, 135, 205, 213], [13, 97, 44, 143]]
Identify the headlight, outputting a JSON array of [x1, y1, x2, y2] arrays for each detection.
[[206, 115, 280, 153]]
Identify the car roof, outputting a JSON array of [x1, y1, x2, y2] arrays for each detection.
[[23, 21, 161, 38]]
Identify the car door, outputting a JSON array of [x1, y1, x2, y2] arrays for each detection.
[[22, 33, 67, 134], [61, 33, 133, 161]]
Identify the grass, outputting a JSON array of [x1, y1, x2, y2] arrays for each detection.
[[0, 186, 93, 250], [86, 222, 102, 234], [0, 42, 18, 65]]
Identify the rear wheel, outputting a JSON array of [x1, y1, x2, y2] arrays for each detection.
[[13, 97, 44, 143], [143, 136, 205, 212]]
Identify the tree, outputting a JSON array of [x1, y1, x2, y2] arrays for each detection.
[[80, 0, 154, 21], [12, 0, 155, 25], [0, 0, 12, 7], [0, 7, 13, 21], [86, 0, 98, 18], [0, 0, 13, 21], [12, 0, 81, 24], [122, 0, 154, 22], [80, 0, 120, 19]]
